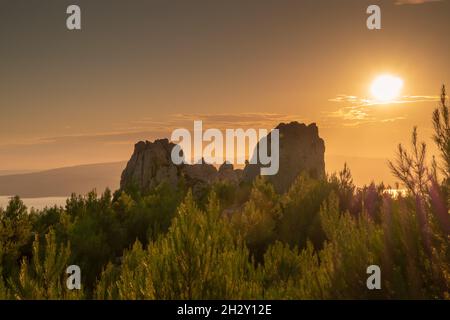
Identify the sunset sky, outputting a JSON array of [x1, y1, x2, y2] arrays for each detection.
[[1, 0, 449, 185]]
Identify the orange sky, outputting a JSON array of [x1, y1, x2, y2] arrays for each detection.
[[0, 0, 449, 186]]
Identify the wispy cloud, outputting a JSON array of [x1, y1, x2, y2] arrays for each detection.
[[0, 113, 305, 149], [0, 112, 308, 170], [394, 0, 443, 5], [121, 113, 306, 135], [326, 94, 440, 126], [330, 94, 439, 106], [164, 113, 304, 129]]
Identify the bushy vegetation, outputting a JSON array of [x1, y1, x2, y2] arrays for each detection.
[[0, 87, 449, 300]]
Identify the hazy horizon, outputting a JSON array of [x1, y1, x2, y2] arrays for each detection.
[[1, 0, 450, 189], [0, 152, 396, 188]]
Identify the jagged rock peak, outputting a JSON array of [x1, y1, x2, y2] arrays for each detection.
[[243, 121, 325, 192]]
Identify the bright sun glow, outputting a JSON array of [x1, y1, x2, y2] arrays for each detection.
[[370, 75, 404, 102]]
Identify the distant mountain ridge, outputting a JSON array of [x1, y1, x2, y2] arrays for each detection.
[[0, 162, 126, 198], [0, 145, 395, 200], [0, 170, 35, 176]]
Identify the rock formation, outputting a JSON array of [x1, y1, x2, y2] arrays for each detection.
[[120, 139, 241, 192], [243, 122, 325, 192], [120, 122, 325, 194], [120, 139, 180, 191]]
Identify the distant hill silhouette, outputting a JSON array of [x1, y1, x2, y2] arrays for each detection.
[[0, 170, 35, 176], [0, 162, 126, 198], [0, 148, 395, 200]]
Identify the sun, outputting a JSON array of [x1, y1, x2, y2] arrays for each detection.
[[370, 75, 404, 102]]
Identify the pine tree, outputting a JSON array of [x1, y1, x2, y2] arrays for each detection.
[[260, 241, 332, 299], [319, 192, 384, 299], [148, 190, 257, 299], [432, 85, 450, 182], [0, 267, 9, 299], [93, 262, 119, 300], [232, 177, 281, 261], [97, 191, 258, 299], [279, 174, 330, 249], [112, 242, 154, 299], [0, 196, 32, 277], [8, 229, 82, 299]]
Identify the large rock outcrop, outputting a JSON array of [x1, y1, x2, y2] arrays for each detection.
[[120, 139, 180, 191], [120, 139, 242, 192], [243, 122, 325, 192], [120, 122, 325, 194]]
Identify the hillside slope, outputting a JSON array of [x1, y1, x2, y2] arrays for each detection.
[[0, 162, 126, 197]]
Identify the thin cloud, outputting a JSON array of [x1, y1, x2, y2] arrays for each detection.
[[394, 0, 443, 5], [123, 113, 306, 134], [167, 113, 305, 129], [0, 113, 305, 149], [0, 112, 308, 170], [329, 94, 439, 106], [326, 94, 440, 126]]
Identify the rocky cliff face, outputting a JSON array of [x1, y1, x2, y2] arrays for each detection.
[[243, 122, 325, 192], [120, 139, 180, 191], [120, 122, 325, 193], [120, 139, 242, 192]]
